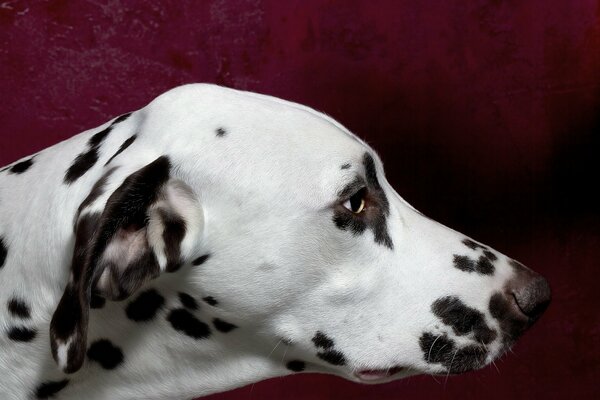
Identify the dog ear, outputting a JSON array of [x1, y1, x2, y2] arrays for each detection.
[[50, 156, 203, 373]]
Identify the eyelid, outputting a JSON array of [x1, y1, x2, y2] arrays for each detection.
[[337, 176, 366, 200]]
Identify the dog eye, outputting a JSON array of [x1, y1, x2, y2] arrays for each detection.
[[343, 188, 367, 214]]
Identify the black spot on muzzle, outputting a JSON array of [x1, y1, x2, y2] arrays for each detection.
[[432, 296, 497, 344], [419, 332, 488, 374]]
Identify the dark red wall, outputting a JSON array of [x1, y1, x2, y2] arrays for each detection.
[[1, 1, 598, 399]]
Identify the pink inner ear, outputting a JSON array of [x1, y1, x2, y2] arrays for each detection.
[[95, 226, 152, 297]]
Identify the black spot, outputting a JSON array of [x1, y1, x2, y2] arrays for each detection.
[[341, 163, 351, 170], [332, 153, 393, 250], [7, 326, 37, 342], [453, 255, 475, 272], [419, 332, 487, 373], [90, 293, 106, 309], [105, 135, 137, 166], [317, 350, 346, 366], [64, 113, 131, 184], [158, 209, 187, 272], [483, 249, 498, 261], [476, 255, 495, 275], [286, 360, 306, 372], [87, 339, 124, 369], [7, 297, 30, 319], [126, 289, 165, 322], [213, 318, 238, 333], [111, 112, 132, 125], [9, 157, 34, 174], [0, 236, 7, 269], [462, 238, 486, 250], [453, 254, 495, 275], [333, 212, 367, 235], [216, 127, 226, 137], [192, 254, 210, 266], [64, 147, 101, 184], [35, 379, 69, 399], [178, 292, 198, 310], [312, 331, 335, 349], [167, 308, 211, 339], [203, 296, 218, 306], [432, 296, 497, 344], [88, 126, 112, 147]]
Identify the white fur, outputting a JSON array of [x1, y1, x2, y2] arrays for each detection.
[[0, 84, 524, 399]]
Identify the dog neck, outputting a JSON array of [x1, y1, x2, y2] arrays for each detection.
[[73, 285, 288, 399]]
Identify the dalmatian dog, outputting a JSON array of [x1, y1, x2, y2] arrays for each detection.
[[0, 84, 550, 399]]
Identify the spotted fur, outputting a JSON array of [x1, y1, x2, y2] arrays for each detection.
[[0, 84, 550, 399]]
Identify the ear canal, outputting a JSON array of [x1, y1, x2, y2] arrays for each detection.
[[49, 156, 203, 373]]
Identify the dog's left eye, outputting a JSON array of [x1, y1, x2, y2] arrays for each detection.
[[343, 188, 367, 214]]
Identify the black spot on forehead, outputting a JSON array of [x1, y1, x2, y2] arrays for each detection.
[[7, 297, 30, 319], [125, 289, 165, 322], [286, 360, 306, 372], [35, 379, 69, 399], [8, 157, 34, 174], [0, 236, 6, 269], [213, 318, 238, 333], [203, 296, 218, 306], [167, 308, 211, 339], [193, 254, 211, 266], [317, 349, 346, 366], [216, 127, 227, 137], [312, 331, 335, 349], [178, 292, 198, 310], [105, 135, 137, 166], [87, 339, 124, 369], [432, 296, 497, 344], [7, 326, 37, 342]]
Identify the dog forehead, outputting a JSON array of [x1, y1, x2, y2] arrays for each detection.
[[155, 85, 372, 203]]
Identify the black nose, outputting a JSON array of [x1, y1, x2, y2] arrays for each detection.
[[507, 260, 551, 323], [489, 261, 551, 342]]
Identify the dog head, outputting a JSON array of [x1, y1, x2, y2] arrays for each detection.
[[50, 84, 550, 383]]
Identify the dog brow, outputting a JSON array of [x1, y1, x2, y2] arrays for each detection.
[[337, 176, 365, 199]]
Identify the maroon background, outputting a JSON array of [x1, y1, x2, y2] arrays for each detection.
[[1, 1, 598, 399]]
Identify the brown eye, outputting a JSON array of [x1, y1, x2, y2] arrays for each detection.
[[343, 188, 367, 214]]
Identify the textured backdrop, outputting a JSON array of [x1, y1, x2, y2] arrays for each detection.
[[1, 1, 598, 399]]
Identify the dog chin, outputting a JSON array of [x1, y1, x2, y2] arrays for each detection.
[[350, 366, 420, 384]]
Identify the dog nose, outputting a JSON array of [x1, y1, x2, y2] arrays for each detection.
[[507, 261, 551, 323]]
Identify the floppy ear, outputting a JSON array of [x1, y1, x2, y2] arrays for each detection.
[[50, 156, 203, 373]]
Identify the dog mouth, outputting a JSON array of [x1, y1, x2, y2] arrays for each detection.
[[354, 366, 404, 382]]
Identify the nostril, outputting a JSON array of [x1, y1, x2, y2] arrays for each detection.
[[512, 276, 551, 322]]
